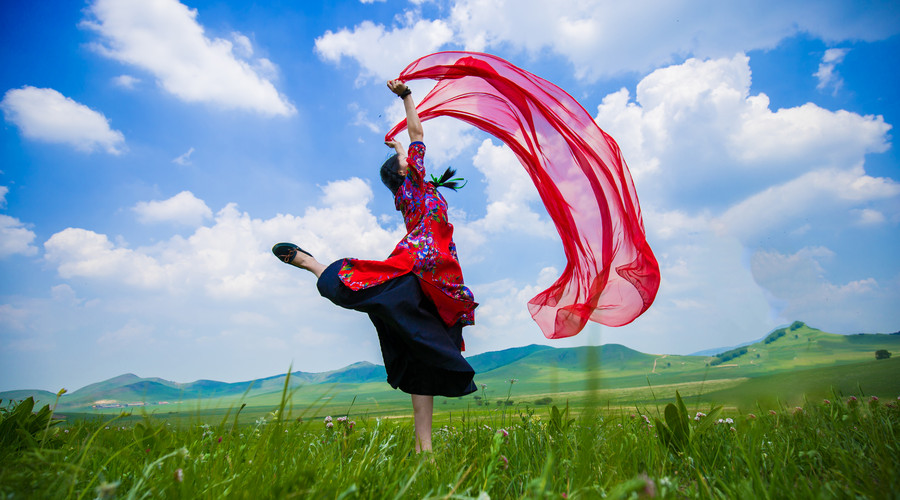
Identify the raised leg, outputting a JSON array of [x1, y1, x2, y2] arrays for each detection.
[[288, 250, 327, 278], [411, 394, 433, 453]]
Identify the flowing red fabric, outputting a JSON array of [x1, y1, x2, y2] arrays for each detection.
[[386, 52, 660, 339]]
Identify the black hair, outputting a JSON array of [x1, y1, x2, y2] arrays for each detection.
[[380, 154, 406, 195]]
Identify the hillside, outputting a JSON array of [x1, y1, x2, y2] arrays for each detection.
[[3, 322, 898, 411]]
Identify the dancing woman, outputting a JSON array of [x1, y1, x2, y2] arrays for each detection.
[[272, 79, 477, 453]]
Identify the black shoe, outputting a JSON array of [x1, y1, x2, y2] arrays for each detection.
[[272, 242, 312, 264]]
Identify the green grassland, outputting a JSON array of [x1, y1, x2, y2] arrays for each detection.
[[2, 378, 898, 498], [5, 322, 899, 424], [2, 322, 899, 498]]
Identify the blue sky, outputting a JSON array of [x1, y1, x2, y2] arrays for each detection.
[[1, 0, 898, 392]]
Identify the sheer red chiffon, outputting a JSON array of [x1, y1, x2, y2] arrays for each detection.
[[386, 52, 660, 339]]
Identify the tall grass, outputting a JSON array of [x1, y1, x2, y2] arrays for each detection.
[[1, 390, 897, 498]]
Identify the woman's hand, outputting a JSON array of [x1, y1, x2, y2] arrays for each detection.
[[388, 78, 423, 142], [385, 138, 405, 155], [387, 79, 409, 97]]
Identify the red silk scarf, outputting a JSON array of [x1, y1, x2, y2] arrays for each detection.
[[386, 52, 660, 339]]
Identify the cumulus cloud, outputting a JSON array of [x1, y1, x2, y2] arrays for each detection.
[[594, 54, 893, 217], [0, 86, 125, 154], [83, 0, 295, 116], [814, 48, 850, 94], [314, 13, 453, 82], [0, 215, 38, 258], [0, 186, 39, 258], [715, 165, 900, 241], [317, 0, 899, 82], [466, 139, 553, 236], [133, 191, 212, 226], [45, 179, 404, 299], [588, 53, 898, 345], [751, 247, 900, 333], [44, 228, 168, 288]]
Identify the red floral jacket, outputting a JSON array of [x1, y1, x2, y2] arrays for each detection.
[[338, 142, 477, 327]]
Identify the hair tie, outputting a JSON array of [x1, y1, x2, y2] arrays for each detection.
[[429, 167, 467, 191]]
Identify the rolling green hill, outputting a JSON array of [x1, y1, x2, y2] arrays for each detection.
[[4, 322, 898, 414]]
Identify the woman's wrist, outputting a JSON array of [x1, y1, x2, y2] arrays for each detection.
[[398, 88, 411, 99]]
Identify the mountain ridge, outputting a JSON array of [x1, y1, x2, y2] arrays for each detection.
[[4, 322, 898, 409]]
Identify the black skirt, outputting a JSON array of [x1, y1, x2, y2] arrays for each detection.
[[316, 260, 477, 397]]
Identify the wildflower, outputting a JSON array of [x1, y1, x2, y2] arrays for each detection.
[[497, 428, 509, 438], [173, 468, 184, 483], [823, 399, 831, 405], [481, 383, 487, 390], [498, 455, 509, 470], [324, 416, 332, 424], [641, 414, 651, 424], [716, 418, 724, 425], [217, 436, 222, 443], [769, 410, 777, 415], [793, 407, 803, 415], [730, 427, 736, 432], [724, 417, 734, 424], [326, 422, 333, 429], [747, 413, 757, 420], [337, 416, 347, 423], [694, 411, 706, 421], [349, 421, 356, 430], [870, 396, 879, 404]]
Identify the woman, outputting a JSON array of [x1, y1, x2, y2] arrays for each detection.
[[272, 79, 477, 453]]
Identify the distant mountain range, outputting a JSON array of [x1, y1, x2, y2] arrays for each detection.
[[3, 322, 898, 410]]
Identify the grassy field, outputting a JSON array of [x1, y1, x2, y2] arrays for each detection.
[[2, 383, 898, 499], [4, 323, 899, 497]]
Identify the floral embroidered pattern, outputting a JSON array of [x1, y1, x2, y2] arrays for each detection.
[[339, 142, 476, 326]]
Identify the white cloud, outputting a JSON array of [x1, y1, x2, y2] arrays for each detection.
[[314, 14, 454, 82], [44, 179, 405, 299], [84, 0, 295, 116], [173, 147, 195, 166], [349, 102, 381, 133], [852, 208, 886, 226], [814, 48, 849, 94], [0, 86, 125, 154], [466, 139, 553, 236], [317, 0, 899, 82], [133, 191, 212, 226], [0, 192, 38, 258], [112, 74, 141, 89], [751, 247, 900, 333], [594, 54, 894, 223], [715, 165, 900, 241], [449, 0, 899, 80], [44, 228, 168, 288]]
